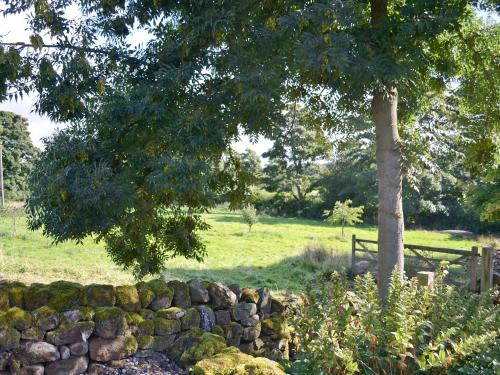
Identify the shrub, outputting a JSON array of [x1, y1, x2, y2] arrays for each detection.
[[241, 205, 257, 232], [287, 264, 499, 374], [300, 243, 349, 273]]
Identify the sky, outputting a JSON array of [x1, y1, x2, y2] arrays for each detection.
[[0, 10, 273, 154]]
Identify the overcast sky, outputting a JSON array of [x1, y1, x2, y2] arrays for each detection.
[[0, 10, 272, 154]]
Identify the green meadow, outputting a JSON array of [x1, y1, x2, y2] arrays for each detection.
[[0, 212, 479, 294]]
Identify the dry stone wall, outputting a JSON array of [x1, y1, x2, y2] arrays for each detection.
[[0, 279, 289, 374]]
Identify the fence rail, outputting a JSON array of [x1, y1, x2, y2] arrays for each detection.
[[351, 235, 495, 293]]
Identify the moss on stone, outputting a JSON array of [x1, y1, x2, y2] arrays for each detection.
[[147, 279, 168, 295], [135, 282, 155, 309], [137, 334, 154, 350], [116, 285, 141, 312], [191, 347, 286, 375], [94, 307, 127, 338], [86, 284, 116, 307], [24, 284, 50, 311], [212, 325, 225, 336], [126, 312, 144, 326], [47, 281, 85, 312], [138, 319, 155, 336], [153, 334, 175, 351], [46, 321, 95, 345], [179, 332, 227, 366], [94, 306, 125, 324], [156, 307, 185, 320], [181, 308, 201, 330], [0, 327, 21, 351], [32, 306, 59, 330], [139, 309, 155, 320], [5, 307, 32, 330], [153, 317, 181, 336], [0, 281, 26, 309], [260, 315, 290, 339], [0, 290, 9, 311]]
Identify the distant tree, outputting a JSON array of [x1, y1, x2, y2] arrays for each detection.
[[324, 200, 364, 238], [241, 205, 257, 232], [263, 105, 330, 205], [240, 148, 262, 179], [0, 112, 38, 200]]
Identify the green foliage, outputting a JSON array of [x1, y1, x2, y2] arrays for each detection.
[[288, 267, 499, 374], [1, 0, 498, 276], [323, 200, 364, 237], [0, 112, 38, 200], [241, 205, 257, 232]]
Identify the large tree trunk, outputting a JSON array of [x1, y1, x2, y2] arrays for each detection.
[[370, 0, 404, 301], [373, 89, 404, 300]]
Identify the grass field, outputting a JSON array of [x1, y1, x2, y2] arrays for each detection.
[[0, 211, 480, 294]]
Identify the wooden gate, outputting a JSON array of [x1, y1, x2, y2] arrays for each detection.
[[351, 235, 495, 292]]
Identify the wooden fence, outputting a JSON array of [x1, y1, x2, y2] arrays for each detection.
[[351, 235, 495, 292]]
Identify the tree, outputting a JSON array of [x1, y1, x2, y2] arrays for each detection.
[[324, 200, 364, 238], [239, 149, 262, 179], [262, 105, 331, 206], [1, 1, 497, 294], [0, 111, 38, 201], [241, 205, 257, 232]]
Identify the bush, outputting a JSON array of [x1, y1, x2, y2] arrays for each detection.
[[300, 243, 349, 273], [241, 205, 257, 232], [287, 264, 499, 374]]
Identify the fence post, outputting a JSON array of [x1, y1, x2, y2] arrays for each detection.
[[469, 246, 479, 292], [351, 234, 356, 272], [417, 271, 434, 289], [480, 247, 494, 292]]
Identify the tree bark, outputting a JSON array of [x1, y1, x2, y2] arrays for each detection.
[[373, 89, 404, 301]]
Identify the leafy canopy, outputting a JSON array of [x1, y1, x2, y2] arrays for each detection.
[[323, 199, 364, 237], [0, 0, 497, 277]]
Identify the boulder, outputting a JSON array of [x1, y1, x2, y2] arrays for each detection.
[[32, 306, 59, 331], [46, 321, 95, 345], [168, 328, 204, 362], [204, 282, 237, 310], [24, 284, 50, 311], [214, 310, 231, 327], [93, 307, 128, 339], [240, 288, 260, 304], [257, 288, 272, 315], [260, 315, 290, 339], [270, 298, 285, 314], [21, 327, 44, 341], [179, 332, 227, 366], [86, 285, 116, 307], [191, 347, 286, 375], [240, 314, 259, 327], [167, 280, 191, 308], [47, 281, 85, 312], [156, 307, 185, 320], [227, 284, 242, 301], [153, 318, 181, 336], [59, 345, 70, 360], [125, 312, 143, 326], [45, 355, 89, 375], [188, 280, 210, 304], [0, 327, 20, 351], [3, 282, 26, 309], [115, 285, 141, 312], [60, 307, 94, 324], [0, 290, 8, 312], [18, 341, 60, 364], [239, 341, 254, 354], [152, 335, 175, 351], [135, 282, 155, 309], [139, 309, 155, 320], [87, 362, 107, 375], [89, 336, 138, 361], [195, 305, 215, 332], [69, 341, 88, 356], [136, 335, 154, 350], [223, 322, 243, 347], [242, 322, 261, 342], [5, 307, 32, 330], [181, 308, 201, 330], [147, 280, 174, 311], [17, 365, 44, 375], [137, 320, 154, 336], [232, 302, 257, 321]]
